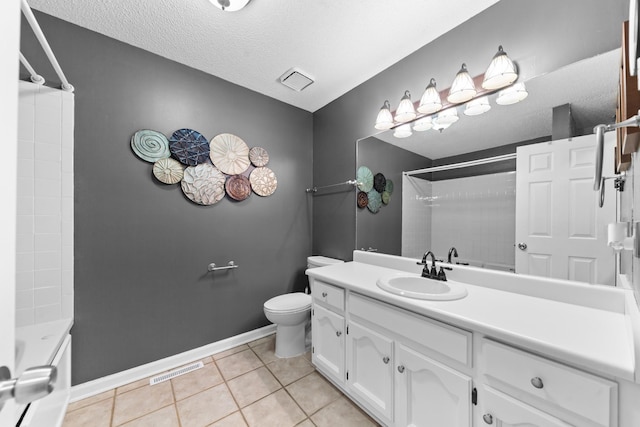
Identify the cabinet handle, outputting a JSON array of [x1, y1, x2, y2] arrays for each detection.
[[483, 414, 493, 424], [336, 331, 342, 337], [397, 365, 405, 373], [382, 356, 390, 364], [530, 377, 544, 389], [322, 292, 328, 297]]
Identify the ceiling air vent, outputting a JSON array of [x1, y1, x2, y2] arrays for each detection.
[[279, 68, 314, 91]]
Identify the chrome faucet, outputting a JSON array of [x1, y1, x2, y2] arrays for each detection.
[[448, 247, 458, 263]]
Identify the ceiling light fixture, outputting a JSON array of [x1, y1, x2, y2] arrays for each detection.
[[210, 0, 251, 12], [374, 45, 525, 138]]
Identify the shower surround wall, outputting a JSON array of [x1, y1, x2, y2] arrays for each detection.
[[16, 81, 74, 326], [20, 12, 313, 384]]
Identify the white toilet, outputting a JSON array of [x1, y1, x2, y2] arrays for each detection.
[[263, 256, 343, 358]]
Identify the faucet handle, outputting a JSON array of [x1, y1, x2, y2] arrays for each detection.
[[437, 267, 448, 281]]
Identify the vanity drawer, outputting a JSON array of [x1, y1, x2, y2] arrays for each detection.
[[349, 293, 471, 367], [480, 339, 617, 427], [312, 280, 345, 312]]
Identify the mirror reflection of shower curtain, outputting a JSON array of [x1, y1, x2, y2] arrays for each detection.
[[402, 171, 516, 271]]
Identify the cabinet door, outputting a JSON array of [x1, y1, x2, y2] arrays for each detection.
[[395, 343, 472, 427], [312, 303, 345, 385], [479, 386, 572, 427], [346, 320, 394, 424]]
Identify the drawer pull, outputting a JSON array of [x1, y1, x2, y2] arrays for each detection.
[[322, 292, 328, 297], [530, 376, 544, 389], [483, 414, 493, 424], [336, 331, 342, 337], [397, 365, 405, 373], [382, 356, 390, 364]]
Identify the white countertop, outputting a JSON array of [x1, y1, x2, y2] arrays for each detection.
[[306, 256, 637, 382], [15, 318, 73, 376]]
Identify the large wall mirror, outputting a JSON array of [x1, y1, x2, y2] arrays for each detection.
[[356, 50, 621, 285]]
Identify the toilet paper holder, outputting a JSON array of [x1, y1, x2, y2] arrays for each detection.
[[608, 222, 640, 256]]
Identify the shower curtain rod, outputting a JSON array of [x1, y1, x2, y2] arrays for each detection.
[[21, 0, 74, 92], [403, 153, 516, 176], [19, 52, 45, 85]]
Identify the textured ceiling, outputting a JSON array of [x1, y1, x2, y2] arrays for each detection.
[[27, 0, 500, 112], [372, 49, 619, 159]]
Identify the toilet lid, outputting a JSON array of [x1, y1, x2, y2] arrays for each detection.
[[264, 293, 311, 312]]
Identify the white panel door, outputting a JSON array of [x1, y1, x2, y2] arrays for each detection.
[[515, 134, 616, 285], [346, 321, 393, 424], [395, 343, 472, 427], [311, 304, 345, 385], [0, 0, 20, 424], [479, 386, 572, 427]]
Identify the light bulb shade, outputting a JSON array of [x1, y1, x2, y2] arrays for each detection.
[[210, 0, 251, 11], [482, 45, 518, 90], [413, 116, 433, 132], [434, 108, 459, 125], [447, 64, 477, 104], [496, 82, 528, 105], [395, 90, 417, 123], [393, 123, 413, 138], [464, 96, 491, 116], [417, 78, 443, 114], [374, 100, 394, 130]]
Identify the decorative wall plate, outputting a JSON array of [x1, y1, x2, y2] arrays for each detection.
[[153, 157, 184, 184], [385, 179, 394, 195], [131, 129, 170, 162], [169, 128, 210, 166], [249, 146, 270, 167], [250, 167, 278, 197], [357, 166, 373, 192], [357, 191, 368, 208], [367, 190, 382, 213], [180, 163, 226, 205], [210, 133, 250, 175], [225, 175, 252, 201], [382, 191, 391, 205], [373, 173, 387, 193]]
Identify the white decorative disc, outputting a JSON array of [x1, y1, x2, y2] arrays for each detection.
[[250, 167, 278, 197], [249, 146, 269, 167], [210, 133, 250, 175], [181, 163, 226, 205], [153, 158, 184, 184]]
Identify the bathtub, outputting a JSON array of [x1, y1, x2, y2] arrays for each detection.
[[15, 319, 73, 427]]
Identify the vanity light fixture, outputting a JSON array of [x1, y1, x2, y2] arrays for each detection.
[[418, 78, 443, 114], [496, 82, 528, 105], [482, 45, 518, 90], [464, 96, 491, 116], [375, 45, 524, 138], [210, 0, 251, 11], [395, 90, 417, 123], [447, 64, 477, 103], [375, 100, 395, 130], [393, 123, 413, 138]]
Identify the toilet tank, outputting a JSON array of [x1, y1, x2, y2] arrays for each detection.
[[307, 256, 343, 269]]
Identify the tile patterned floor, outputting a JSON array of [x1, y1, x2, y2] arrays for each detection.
[[62, 334, 380, 427]]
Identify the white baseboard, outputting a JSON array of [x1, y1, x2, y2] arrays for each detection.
[[70, 324, 276, 402]]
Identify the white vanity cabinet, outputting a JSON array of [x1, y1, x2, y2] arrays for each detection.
[[311, 280, 346, 386], [478, 338, 618, 427]]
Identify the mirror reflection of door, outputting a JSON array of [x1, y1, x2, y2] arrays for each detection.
[[515, 134, 616, 285]]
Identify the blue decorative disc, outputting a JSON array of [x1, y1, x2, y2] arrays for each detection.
[[367, 190, 382, 213], [169, 129, 210, 166]]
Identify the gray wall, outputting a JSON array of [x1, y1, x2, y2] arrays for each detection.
[[20, 12, 313, 384], [313, 0, 627, 261], [356, 137, 431, 255]]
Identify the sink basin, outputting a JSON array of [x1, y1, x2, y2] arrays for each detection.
[[376, 273, 468, 301]]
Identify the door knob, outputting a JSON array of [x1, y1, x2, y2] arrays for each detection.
[[382, 356, 390, 364], [483, 413, 493, 424], [336, 331, 342, 337], [517, 242, 528, 250], [397, 365, 405, 373], [0, 365, 57, 411]]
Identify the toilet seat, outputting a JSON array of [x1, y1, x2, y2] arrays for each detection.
[[264, 293, 311, 313]]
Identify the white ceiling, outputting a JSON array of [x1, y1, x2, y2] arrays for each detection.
[[27, 0, 500, 112]]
